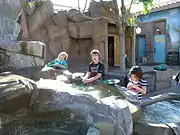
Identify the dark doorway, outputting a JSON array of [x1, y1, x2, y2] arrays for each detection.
[[108, 36, 114, 66]]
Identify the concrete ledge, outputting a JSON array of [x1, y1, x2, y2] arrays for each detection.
[[0, 41, 46, 58], [0, 41, 46, 69]]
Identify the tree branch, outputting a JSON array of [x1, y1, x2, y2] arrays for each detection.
[[128, 0, 134, 12], [78, 0, 81, 11], [83, 0, 88, 13]]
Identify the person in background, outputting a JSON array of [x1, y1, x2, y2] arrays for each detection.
[[46, 52, 68, 70], [127, 66, 147, 100], [82, 49, 105, 84]]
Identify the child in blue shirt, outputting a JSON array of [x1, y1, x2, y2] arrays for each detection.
[[47, 52, 68, 70]]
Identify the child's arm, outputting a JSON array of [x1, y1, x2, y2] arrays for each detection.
[[132, 85, 147, 94], [54, 60, 67, 69], [54, 63, 67, 69], [83, 73, 102, 83], [82, 65, 91, 83], [83, 63, 104, 84], [83, 72, 91, 79], [127, 81, 147, 94]]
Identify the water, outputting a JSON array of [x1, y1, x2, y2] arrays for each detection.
[[139, 100, 180, 124], [0, 81, 124, 135], [71, 82, 124, 100], [36, 79, 124, 100]]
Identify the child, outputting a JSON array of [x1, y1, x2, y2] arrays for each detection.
[[82, 49, 105, 84], [127, 66, 147, 99], [47, 52, 68, 70]]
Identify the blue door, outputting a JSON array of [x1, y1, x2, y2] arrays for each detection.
[[137, 35, 146, 63], [153, 35, 166, 63]]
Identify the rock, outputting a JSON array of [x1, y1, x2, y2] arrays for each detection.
[[87, 127, 100, 135], [52, 11, 68, 29], [25, 3, 36, 16], [78, 39, 92, 59], [61, 38, 71, 52], [31, 80, 133, 135], [0, 73, 34, 113], [68, 21, 93, 38], [67, 9, 92, 22], [0, 41, 46, 69], [30, 27, 50, 43], [88, 1, 117, 20], [47, 38, 70, 57], [27, 0, 54, 36], [0, 18, 21, 41], [47, 25, 69, 40], [92, 19, 107, 38], [1, 114, 89, 135], [20, 10, 30, 40], [0, 41, 46, 58], [134, 123, 174, 135], [32, 67, 64, 80], [0, 0, 21, 20], [167, 122, 180, 135], [48, 40, 63, 58], [7, 52, 44, 68]]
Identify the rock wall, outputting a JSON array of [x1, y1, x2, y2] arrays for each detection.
[[19, 0, 108, 66], [0, 0, 21, 20], [0, 0, 21, 41], [0, 41, 46, 69], [0, 0, 110, 69]]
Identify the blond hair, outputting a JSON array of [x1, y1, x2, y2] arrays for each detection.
[[58, 52, 68, 60], [90, 49, 101, 60]]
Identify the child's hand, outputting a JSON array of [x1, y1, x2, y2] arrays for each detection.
[[82, 78, 91, 84], [128, 85, 135, 89], [54, 63, 59, 66], [130, 85, 146, 94]]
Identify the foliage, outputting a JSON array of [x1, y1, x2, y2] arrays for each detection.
[[140, 0, 153, 14], [127, 0, 154, 25], [26, 1, 36, 8]]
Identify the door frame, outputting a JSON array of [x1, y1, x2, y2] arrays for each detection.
[[108, 35, 115, 66], [153, 34, 167, 63], [136, 34, 146, 64]]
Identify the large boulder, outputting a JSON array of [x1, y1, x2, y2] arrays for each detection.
[[27, 0, 54, 36], [0, 41, 46, 69], [0, 72, 34, 114], [47, 24, 69, 40], [0, 0, 21, 20], [52, 11, 68, 29], [31, 79, 133, 135], [32, 66, 63, 80], [68, 21, 93, 38], [67, 9, 92, 22], [0, 0, 21, 40], [25, 2, 36, 16], [32, 66, 72, 81], [0, 18, 20, 41]]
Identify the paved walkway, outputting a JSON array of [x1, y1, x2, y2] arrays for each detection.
[[69, 65, 180, 77]]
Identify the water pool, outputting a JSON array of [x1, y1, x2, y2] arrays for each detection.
[[0, 81, 125, 135], [71, 82, 124, 99], [139, 100, 180, 124]]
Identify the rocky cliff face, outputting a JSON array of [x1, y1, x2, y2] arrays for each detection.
[[0, 0, 21, 41], [0, 0, 21, 20], [0, 0, 110, 69], [18, 0, 108, 65]]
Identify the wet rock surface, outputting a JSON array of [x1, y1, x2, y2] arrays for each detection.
[[0, 72, 34, 113], [0, 69, 134, 135]]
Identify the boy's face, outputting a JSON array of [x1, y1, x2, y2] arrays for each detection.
[[91, 53, 100, 63], [58, 54, 66, 60]]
